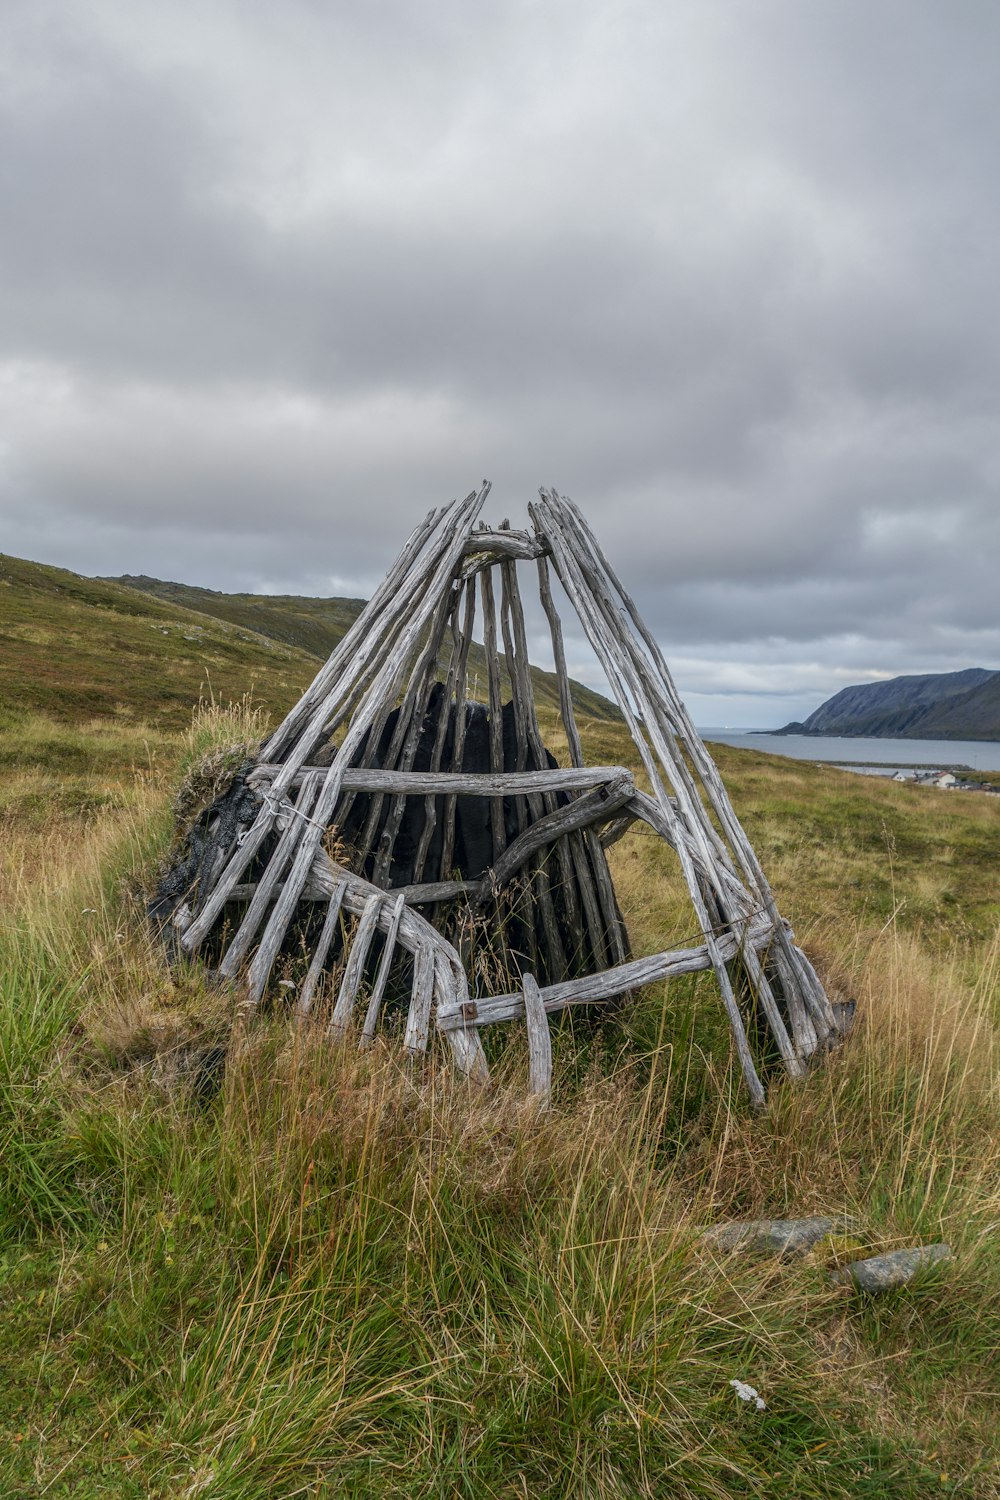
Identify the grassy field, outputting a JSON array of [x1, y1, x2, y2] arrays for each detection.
[[0, 691, 998, 1496], [0, 556, 321, 731]]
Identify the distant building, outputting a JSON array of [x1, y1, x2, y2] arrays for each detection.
[[933, 772, 958, 788]]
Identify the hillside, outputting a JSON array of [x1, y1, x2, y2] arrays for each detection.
[[913, 671, 1000, 739], [0, 552, 618, 739], [110, 575, 367, 661], [109, 572, 621, 724], [776, 666, 1000, 740], [0, 554, 320, 730]]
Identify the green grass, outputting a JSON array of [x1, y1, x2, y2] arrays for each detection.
[[108, 575, 369, 662], [0, 707, 997, 1496], [0, 554, 319, 731]]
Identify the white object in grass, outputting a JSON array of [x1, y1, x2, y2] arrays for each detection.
[[730, 1379, 766, 1411]]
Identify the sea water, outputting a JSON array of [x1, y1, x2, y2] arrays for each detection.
[[699, 731, 1000, 776]]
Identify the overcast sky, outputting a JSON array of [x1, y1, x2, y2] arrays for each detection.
[[2, 1, 997, 726]]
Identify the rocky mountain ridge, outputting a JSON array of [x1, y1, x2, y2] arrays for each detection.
[[776, 667, 1000, 741]]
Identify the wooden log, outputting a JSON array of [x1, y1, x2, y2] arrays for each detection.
[[498, 544, 564, 975], [522, 973, 552, 1102], [436, 916, 775, 1032], [411, 578, 471, 887], [432, 948, 490, 1083], [241, 486, 488, 1004], [247, 764, 632, 796], [352, 574, 458, 862], [544, 501, 758, 884], [568, 833, 608, 971], [295, 876, 347, 1018], [552, 499, 772, 939], [599, 811, 635, 849], [491, 574, 542, 969], [396, 878, 477, 905], [542, 491, 728, 897], [536, 550, 585, 768], [322, 507, 470, 798], [624, 790, 752, 908], [329, 893, 383, 1035], [271, 489, 479, 795], [502, 545, 582, 934], [404, 944, 436, 1056], [228, 780, 632, 911], [217, 772, 322, 979], [470, 774, 634, 912], [551, 489, 809, 1069], [784, 938, 838, 1042], [532, 496, 767, 1106], [367, 577, 458, 886], [360, 891, 406, 1046], [534, 541, 627, 967], [458, 529, 549, 568], [180, 809, 274, 955], [305, 851, 489, 1081], [262, 505, 442, 761], [498, 552, 529, 777], [225, 875, 470, 907], [330, 609, 432, 837], [234, 816, 483, 1080], [438, 580, 477, 891], [544, 490, 810, 1069], [226, 777, 633, 913], [180, 498, 476, 958], [479, 566, 506, 863], [266, 497, 466, 784], [545, 496, 768, 940], [552, 490, 837, 1050], [243, 795, 630, 987], [540, 540, 631, 959]]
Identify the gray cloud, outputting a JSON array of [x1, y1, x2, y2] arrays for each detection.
[[1, 0, 997, 725]]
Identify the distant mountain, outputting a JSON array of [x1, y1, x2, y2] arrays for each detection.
[[775, 668, 1000, 741]]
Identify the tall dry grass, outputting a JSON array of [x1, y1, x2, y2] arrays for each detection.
[[0, 706, 997, 1496]]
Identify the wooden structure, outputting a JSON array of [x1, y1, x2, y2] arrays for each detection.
[[159, 485, 842, 1105]]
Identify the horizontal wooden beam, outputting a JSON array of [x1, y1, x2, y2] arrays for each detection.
[[435, 916, 774, 1031], [226, 774, 634, 911], [458, 530, 549, 565], [247, 764, 634, 797]]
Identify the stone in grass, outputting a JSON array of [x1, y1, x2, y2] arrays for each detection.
[[830, 1243, 952, 1292], [702, 1216, 857, 1258]]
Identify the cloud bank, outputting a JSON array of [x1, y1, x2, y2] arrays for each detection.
[[2, 0, 997, 724]]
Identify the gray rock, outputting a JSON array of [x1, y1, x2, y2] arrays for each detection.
[[831, 1243, 952, 1292], [701, 1216, 854, 1257]]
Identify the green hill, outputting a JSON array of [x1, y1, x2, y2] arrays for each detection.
[[0, 555, 320, 730], [0, 553, 619, 736], [109, 572, 621, 724], [109, 575, 368, 661]]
